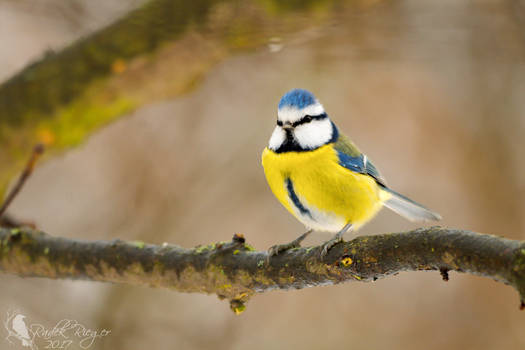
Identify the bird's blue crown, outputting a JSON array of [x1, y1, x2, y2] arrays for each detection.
[[278, 89, 317, 110]]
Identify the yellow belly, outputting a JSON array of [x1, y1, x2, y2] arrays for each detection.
[[261, 144, 387, 232]]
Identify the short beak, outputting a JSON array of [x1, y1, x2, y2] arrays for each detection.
[[282, 123, 293, 130]]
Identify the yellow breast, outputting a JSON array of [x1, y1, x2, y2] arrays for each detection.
[[261, 144, 386, 232]]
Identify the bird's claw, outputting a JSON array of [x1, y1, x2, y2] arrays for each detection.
[[267, 241, 300, 261], [267, 230, 312, 263], [320, 236, 343, 258]]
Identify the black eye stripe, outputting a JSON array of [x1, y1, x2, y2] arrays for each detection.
[[291, 113, 327, 127], [277, 113, 327, 128]]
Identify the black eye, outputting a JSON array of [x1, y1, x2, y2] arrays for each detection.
[[303, 115, 313, 123], [277, 120, 283, 126]]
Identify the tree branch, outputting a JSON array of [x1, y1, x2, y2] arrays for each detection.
[[1, 227, 524, 314], [0, 0, 218, 125], [0, 144, 44, 219]]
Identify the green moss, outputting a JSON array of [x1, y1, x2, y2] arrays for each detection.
[[131, 241, 146, 249], [243, 244, 256, 252], [205, 264, 233, 292], [0, 0, 223, 126], [153, 260, 165, 275], [1, 238, 9, 255], [258, 0, 334, 14], [278, 273, 295, 285], [194, 243, 216, 254], [20, 234, 33, 246], [39, 96, 136, 148], [305, 259, 329, 275], [236, 270, 253, 286], [233, 249, 240, 255], [44, 247, 50, 255], [231, 302, 246, 315], [253, 271, 274, 285], [515, 248, 525, 273]]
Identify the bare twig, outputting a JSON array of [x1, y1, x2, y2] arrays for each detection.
[[0, 144, 44, 219], [0, 227, 524, 314]]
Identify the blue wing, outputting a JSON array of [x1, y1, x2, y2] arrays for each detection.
[[333, 134, 441, 221], [333, 135, 387, 186], [336, 151, 386, 187]]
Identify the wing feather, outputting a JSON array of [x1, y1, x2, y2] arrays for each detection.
[[333, 134, 440, 221], [333, 135, 387, 186]]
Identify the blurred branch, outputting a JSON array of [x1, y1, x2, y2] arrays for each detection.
[[1, 227, 524, 314], [0, 144, 44, 219], [0, 215, 29, 229], [0, 0, 219, 125]]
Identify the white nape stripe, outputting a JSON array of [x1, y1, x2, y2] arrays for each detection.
[[278, 102, 325, 123], [268, 126, 286, 151], [293, 118, 333, 150]]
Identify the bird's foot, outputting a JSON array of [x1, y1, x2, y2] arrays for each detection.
[[319, 224, 352, 258], [320, 234, 344, 258], [267, 230, 312, 261], [268, 241, 300, 257]]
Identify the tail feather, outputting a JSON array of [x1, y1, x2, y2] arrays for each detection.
[[381, 187, 441, 222]]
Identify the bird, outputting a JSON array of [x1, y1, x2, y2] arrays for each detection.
[[11, 314, 32, 348], [261, 88, 441, 258]]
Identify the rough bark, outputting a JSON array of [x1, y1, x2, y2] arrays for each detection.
[[1, 227, 524, 314]]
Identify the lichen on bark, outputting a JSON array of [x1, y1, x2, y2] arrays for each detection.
[[1, 227, 524, 313]]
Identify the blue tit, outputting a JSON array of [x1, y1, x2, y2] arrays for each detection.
[[261, 88, 441, 257]]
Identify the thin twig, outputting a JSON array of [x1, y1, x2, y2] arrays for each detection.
[[0, 144, 44, 218]]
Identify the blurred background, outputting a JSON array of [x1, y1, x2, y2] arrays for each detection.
[[1, 0, 525, 349]]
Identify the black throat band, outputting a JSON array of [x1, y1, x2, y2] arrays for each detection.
[[273, 120, 339, 153]]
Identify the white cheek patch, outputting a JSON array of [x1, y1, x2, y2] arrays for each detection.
[[268, 126, 286, 150], [293, 118, 333, 149], [278, 102, 325, 124]]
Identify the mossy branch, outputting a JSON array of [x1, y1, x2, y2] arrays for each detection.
[[0, 0, 221, 125], [1, 227, 524, 314]]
